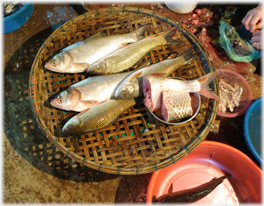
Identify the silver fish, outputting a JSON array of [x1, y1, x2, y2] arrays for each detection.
[[143, 72, 219, 112], [50, 47, 195, 112], [50, 72, 130, 112], [114, 46, 196, 99], [44, 26, 147, 73], [86, 27, 183, 75]]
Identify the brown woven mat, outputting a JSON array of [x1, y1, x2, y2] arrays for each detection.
[[29, 7, 218, 175]]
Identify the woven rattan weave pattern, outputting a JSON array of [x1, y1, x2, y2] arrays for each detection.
[[29, 7, 218, 175]]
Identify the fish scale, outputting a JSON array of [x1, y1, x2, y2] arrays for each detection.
[[62, 99, 136, 136], [161, 91, 193, 122], [87, 27, 183, 75], [105, 36, 167, 74]]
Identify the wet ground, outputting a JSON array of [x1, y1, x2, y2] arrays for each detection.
[[3, 3, 262, 203]]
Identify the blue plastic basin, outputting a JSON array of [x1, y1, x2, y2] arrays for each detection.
[[3, 3, 34, 34], [244, 97, 262, 163]]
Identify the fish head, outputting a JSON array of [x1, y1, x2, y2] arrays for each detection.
[[62, 116, 82, 136], [115, 81, 138, 99], [50, 89, 78, 111], [86, 60, 106, 75], [44, 52, 71, 73]]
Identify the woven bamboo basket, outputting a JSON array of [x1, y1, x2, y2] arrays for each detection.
[[29, 6, 218, 175]]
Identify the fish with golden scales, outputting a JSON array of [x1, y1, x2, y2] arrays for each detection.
[[143, 72, 219, 112], [61, 99, 136, 136], [44, 25, 148, 73], [152, 174, 231, 203], [86, 27, 184, 75], [50, 46, 195, 112]]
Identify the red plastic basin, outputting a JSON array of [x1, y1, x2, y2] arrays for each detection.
[[147, 140, 262, 204]]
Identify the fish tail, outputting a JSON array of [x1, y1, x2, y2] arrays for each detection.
[[163, 27, 185, 45], [197, 71, 219, 100], [181, 45, 196, 64], [130, 25, 148, 41], [163, 46, 196, 77]]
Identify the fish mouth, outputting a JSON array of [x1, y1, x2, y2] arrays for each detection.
[[61, 125, 72, 137], [44, 62, 58, 73], [50, 99, 56, 107], [44, 62, 51, 69]]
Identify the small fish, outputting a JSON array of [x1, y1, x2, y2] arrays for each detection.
[[219, 93, 228, 113], [62, 99, 136, 136], [86, 27, 184, 75], [44, 26, 147, 73], [114, 46, 196, 99], [152, 174, 231, 203], [218, 80, 243, 113], [143, 72, 219, 112], [160, 90, 193, 122], [232, 85, 243, 107]]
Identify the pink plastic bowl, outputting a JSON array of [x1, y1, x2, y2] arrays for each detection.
[[216, 68, 253, 117], [147, 140, 262, 204]]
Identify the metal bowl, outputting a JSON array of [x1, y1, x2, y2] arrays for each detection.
[[147, 77, 201, 125]]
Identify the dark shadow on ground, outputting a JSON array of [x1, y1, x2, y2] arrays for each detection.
[[115, 173, 152, 203], [4, 26, 119, 183]]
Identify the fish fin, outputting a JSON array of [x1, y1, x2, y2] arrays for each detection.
[[89, 31, 103, 38], [169, 183, 173, 193], [152, 195, 157, 203], [104, 55, 122, 61], [181, 45, 196, 64], [71, 63, 90, 72], [166, 53, 178, 60], [163, 27, 185, 45], [166, 45, 196, 64], [133, 56, 147, 68], [130, 71, 143, 79], [210, 177, 217, 181], [146, 35, 156, 38], [197, 71, 219, 100], [135, 59, 152, 70], [166, 38, 185, 45], [150, 73, 167, 77], [130, 25, 148, 41], [162, 27, 178, 38], [79, 100, 102, 107]]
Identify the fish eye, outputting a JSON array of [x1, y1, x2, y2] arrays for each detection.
[[58, 98, 64, 104], [51, 59, 58, 67]]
